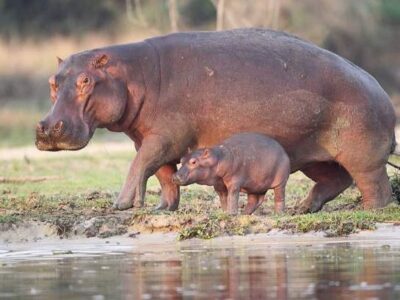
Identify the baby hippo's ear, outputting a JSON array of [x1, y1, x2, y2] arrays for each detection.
[[57, 56, 63, 66], [202, 148, 210, 158]]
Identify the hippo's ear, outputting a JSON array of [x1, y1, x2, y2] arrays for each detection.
[[56, 56, 63, 66], [93, 54, 109, 69], [187, 147, 192, 154], [202, 148, 210, 158]]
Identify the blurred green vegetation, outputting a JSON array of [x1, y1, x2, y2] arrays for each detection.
[[0, 0, 399, 148], [381, 0, 400, 24], [0, 0, 120, 39]]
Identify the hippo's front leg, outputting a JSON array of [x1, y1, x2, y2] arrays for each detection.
[[113, 135, 174, 210], [226, 184, 240, 215], [154, 164, 180, 211]]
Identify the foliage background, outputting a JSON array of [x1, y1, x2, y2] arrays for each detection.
[[0, 0, 399, 147]]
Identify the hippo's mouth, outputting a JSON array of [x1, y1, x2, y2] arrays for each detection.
[[172, 173, 191, 186], [35, 122, 95, 151], [35, 139, 90, 151]]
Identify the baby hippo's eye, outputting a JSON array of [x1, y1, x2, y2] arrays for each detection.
[[189, 158, 197, 166], [82, 77, 90, 85]]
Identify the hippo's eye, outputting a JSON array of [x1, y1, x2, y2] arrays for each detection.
[[78, 74, 91, 86], [189, 159, 197, 166]]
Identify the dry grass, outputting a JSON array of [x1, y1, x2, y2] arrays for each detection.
[[0, 29, 159, 78]]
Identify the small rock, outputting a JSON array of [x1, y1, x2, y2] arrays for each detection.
[[52, 250, 73, 255], [128, 232, 140, 238]]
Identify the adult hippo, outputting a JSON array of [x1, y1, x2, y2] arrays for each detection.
[[36, 28, 396, 213]]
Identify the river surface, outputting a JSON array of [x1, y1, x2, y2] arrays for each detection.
[[1, 231, 400, 299]]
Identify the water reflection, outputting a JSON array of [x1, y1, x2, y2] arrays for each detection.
[[0, 243, 399, 299]]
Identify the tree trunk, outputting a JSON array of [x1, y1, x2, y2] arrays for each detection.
[[134, 0, 147, 25], [125, 0, 134, 22], [168, 0, 178, 32], [216, 0, 225, 31]]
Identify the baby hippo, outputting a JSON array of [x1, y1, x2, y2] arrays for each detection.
[[172, 133, 290, 215]]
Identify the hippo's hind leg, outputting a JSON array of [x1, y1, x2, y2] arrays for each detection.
[[273, 185, 285, 213], [154, 164, 180, 211], [244, 194, 264, 215], [347, 165, 392, 209], [298, 162, 353, 213]]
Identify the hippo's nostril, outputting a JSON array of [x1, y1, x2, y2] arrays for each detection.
[[53, 120, 64, 132], [36, 123, 44, 133], [36, 121, 48, 136]]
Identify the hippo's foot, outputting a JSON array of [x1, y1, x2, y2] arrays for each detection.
[[153, 164, 180, 211], [113, 197, 143, 211], [292, 200, 323, 215], [153, 185, 180, 211], [296, 162, 354, 215], [154, 200, 179, 211], [112, 201, 132, 211]]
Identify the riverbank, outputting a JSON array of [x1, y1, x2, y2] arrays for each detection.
[[1, 143, 400, 243], [2, 223, 400, 259]]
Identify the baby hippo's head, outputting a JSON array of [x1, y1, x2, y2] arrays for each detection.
[[172, 148, 220, 186]]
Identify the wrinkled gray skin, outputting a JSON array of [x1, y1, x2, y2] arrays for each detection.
[[36, 28, 396, 213], [172, 133, 290, 215]]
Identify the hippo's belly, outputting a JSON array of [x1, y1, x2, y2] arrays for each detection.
[[195, 89, 332, 167]]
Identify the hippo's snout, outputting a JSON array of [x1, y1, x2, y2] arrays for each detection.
[[35, 117, 91, 151], [36, 119, 66, 139], [172, 173, 186, 185], [36, 119, 68, 151]]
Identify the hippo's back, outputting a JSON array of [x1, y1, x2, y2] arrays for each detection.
[[147, 28, 391, 109], [145, 28, 395, 170]]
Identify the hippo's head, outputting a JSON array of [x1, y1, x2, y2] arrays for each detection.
[[36, 52, 129, 151], [172, 148, 220, 186]]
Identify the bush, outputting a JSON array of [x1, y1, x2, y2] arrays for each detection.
[[0, 0, 121, 39]]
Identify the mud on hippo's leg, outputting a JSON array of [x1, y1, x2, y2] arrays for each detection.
[[113, 136, 174, 211], [154, 164, 180, 211]]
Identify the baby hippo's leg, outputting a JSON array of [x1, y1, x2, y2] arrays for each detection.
[[273, 185, 285, 213], [244, 194, 265, 215], [214, 183, 228, 211]]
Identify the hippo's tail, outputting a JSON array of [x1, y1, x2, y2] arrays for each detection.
[[391, 139, 400, 156], [388, 136, 400, 170]]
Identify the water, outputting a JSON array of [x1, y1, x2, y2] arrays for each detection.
[[1, 238, 400, 299]]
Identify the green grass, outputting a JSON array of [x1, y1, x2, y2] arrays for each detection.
[[0, 214, 19, 224], [1, 153, 130, 197], [0, 103, 128, 148], [275, 205, 400, 236], [0, 106, 399, 239], [0, 104, 43, 148], [1, 149, 399, 239]]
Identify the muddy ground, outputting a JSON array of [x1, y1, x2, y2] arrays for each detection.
[[1, 186, 400, 244]]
